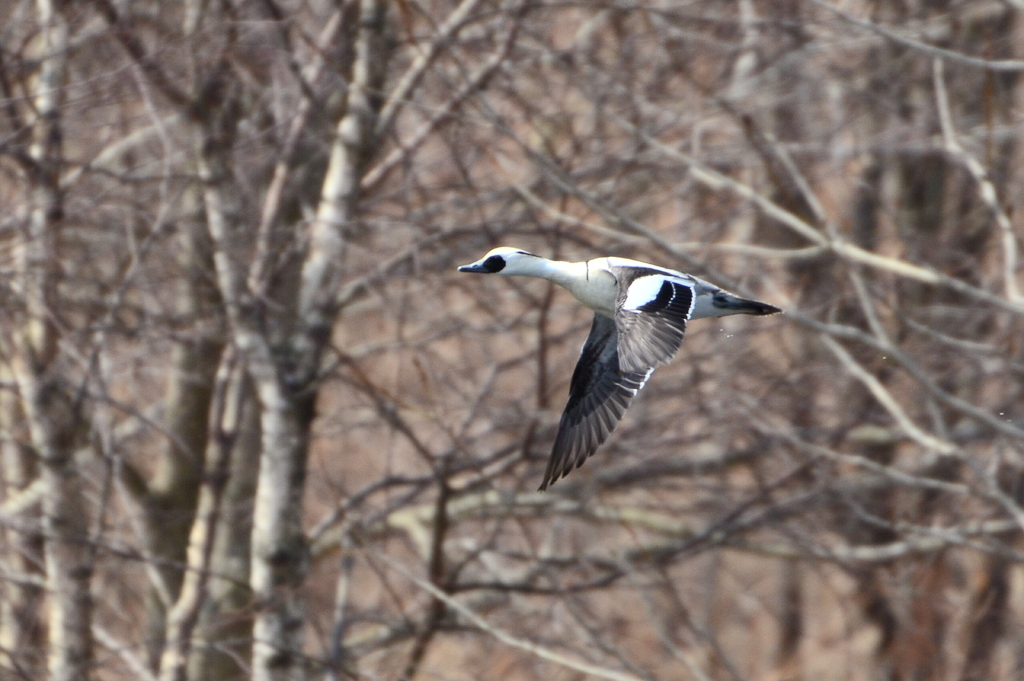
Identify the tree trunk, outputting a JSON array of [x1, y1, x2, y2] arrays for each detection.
[[188, 386, 260, 681], [158, 353, 243, 681], [245, 3, 388, 679], [0, 386, 45, 676], [141, 184, 224, 670], [15, 3, 94, 680]]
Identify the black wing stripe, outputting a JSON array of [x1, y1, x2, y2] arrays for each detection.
[[615, 277, 694, 374], [638, 279, 694, 316]]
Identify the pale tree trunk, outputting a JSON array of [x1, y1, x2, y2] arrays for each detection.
[[13, 2, 93, 680], [954, 16, 1024, 668], [245, 3, 388, 679], [82, 1, 229, 674], [140, 184, 224, 670], [0, 386, 45, 676], [158, 353, 244, 681], [188, 388, 260, 681]]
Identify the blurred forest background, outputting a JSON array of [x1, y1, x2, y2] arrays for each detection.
[[1, 1, 1023, 680]]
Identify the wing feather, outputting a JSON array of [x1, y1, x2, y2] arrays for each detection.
[[540, 272, 696, 490], [540, 314, 652, 490], [614, 273, 695, 373]]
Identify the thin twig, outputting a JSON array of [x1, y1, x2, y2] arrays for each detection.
[[94, 624, 159, 681], [0, 478, 44, 520], [821, 335, 957, 456], [809, 0, 1024, 72], [374, 0, 484, 138], [609, 110, 1024, 316], [377, 552, 648, 681], [932, 57, 1019, 302]]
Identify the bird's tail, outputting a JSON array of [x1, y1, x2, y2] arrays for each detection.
[[712, 292, 782, 316]]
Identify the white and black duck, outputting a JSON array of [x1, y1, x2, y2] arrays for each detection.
[[458, 247, 781, 490]]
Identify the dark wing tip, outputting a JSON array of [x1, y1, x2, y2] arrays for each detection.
[[538, 313, 656, 491], [538, 430, 577, 490], [538, 369, 651, 491]]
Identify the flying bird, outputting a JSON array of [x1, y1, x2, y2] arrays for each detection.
[[458, 247, 781, 490]]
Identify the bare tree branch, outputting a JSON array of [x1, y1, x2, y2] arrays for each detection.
[[380, 552, 650, 681], [809, 0, 1024, 72]]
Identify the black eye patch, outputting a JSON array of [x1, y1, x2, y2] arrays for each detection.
[[483, 255, 506, 272]]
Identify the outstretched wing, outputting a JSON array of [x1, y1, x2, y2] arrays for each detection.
[[613, 272, 695, 373], [540, 314, 653, 490]]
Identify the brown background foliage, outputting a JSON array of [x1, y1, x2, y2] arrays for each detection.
[[1, 1, 1023, 680]]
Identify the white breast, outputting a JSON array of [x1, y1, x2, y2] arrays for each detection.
[[560, 263, 618, 317]]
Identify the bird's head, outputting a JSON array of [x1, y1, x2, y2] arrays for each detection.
[[457, 247, 544, 276]]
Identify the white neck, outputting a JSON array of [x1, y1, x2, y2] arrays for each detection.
[[509, 257, 585, 287], [508, 257, 616, 316]]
